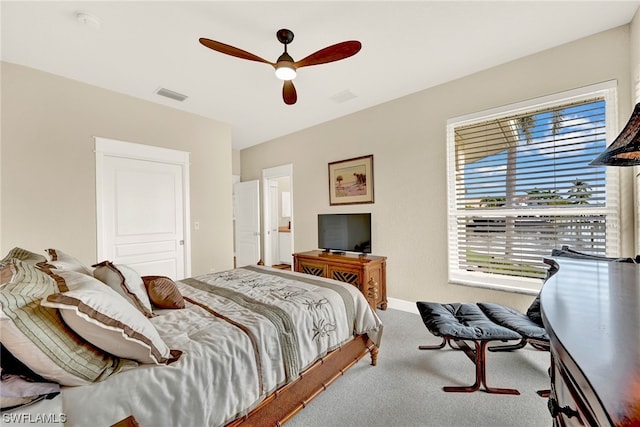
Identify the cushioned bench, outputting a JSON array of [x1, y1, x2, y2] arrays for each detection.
[[477, 300, 548, 351], [417, 247, 636, 397], [416, 302, 523, 395]]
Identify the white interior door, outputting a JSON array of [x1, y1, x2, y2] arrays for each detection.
[[96, 138, 190, 279], [234, 180, 261, 267]]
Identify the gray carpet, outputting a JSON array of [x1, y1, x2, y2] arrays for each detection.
[[286, 308, 550, 427]]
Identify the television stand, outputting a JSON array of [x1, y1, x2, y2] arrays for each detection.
[[293, 250, 387, 310]]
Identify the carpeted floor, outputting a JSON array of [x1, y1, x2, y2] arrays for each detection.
[[286, 308, 551, 427]]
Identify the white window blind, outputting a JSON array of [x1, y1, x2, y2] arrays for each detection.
[[446, 84, 619, 292]]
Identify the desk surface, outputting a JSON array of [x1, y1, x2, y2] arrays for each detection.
[[541, 258, 640, 425]]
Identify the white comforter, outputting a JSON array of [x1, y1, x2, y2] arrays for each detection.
[[60, 266, 382, 427]]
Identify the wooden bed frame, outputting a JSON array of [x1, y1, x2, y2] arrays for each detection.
[[227, 334, 378, 427]]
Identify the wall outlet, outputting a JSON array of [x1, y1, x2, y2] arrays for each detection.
[[209, 268, 215, 273], [194, 221, 200, 230]]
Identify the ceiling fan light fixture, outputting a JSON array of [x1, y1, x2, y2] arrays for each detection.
[[275, 51, 296, 80], [275, 63, 296, 80]]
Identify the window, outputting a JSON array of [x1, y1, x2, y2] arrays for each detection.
[[446, 83, 619, 293]]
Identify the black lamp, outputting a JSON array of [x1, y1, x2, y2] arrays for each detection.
[[590, 102, 640, 166]]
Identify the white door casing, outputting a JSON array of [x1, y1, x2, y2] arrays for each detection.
[[95, 137, 191, 279], [262, 164, 294, 267], [234, 180, 261, 267], [265, 180, 279, 266]]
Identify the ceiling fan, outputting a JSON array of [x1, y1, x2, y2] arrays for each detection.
[[199, 29, 361, 105]]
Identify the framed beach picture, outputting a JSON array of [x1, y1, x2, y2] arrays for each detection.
[[328, 155, 374, 205]]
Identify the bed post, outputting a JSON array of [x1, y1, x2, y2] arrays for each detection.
[[366, 278, 379, 310], [368, 343, 379, 366]]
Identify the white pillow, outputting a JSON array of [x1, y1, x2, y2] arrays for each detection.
[[92, 261, 153, 317], [41, 276, 181, 365], [44, 248, 93, 275]]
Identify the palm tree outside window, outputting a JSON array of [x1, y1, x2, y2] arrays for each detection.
[[446, 83, 619, 293]]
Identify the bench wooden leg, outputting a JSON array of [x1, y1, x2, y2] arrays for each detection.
[[443, 340, 520, 395], [418, 337, 449, 350]]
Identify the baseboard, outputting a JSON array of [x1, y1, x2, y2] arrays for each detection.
[[385, 297, 418, 314]]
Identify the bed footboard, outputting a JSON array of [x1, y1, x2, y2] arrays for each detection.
[[226, 334, 377, 427]]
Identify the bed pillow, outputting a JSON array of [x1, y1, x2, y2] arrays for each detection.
[[92, 261, 153, 317], [1, 263, 15, 286], [44, 248, 93, 276], [142, 276, 185, 309], [41, 274, 182, 365], [0, 248, 46, 266], [0, 259, 136, 386]]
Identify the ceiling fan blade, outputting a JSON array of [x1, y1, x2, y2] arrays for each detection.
[[295, 40, 361, 68], [283, 80, 297, 105], [199, 38, 274, 65]]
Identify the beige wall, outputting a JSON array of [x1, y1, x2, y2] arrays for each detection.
[[232, 149, 241, 176], [631, 9, 640, 256], [632, 8, 640, 104], [1, 62, 234, 275], [241, 25, 635, 312]]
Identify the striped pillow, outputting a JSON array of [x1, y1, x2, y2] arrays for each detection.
[[0, 247, 46, 266], [1, 263, 15, 285], [142, 276, 185, 309], [0, 259, 136, 386]]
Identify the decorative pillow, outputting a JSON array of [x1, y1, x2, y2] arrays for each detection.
[[0, 260, 135, 386], [142, 276, 185, 309], [44, 248, 93, 275], [92, 261, 153, 317], [41, 274, 182, 365], [0, 247, 46, 266], [1, 263, 15, 286]]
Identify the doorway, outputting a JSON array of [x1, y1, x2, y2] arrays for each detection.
[[233, 180, 261, 267], [262, 164, 293, 268], [95, 137, 191, 279]]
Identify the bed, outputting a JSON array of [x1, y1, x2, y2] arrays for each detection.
[[0, 248, 382, 426]]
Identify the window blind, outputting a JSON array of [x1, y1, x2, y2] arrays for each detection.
[[447, 89, 619, 291]]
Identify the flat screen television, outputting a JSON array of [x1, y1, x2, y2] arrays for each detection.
[[318, 213, 371, 254]]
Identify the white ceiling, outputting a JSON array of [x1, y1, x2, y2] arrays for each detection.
[[2, 1, 639, 150]]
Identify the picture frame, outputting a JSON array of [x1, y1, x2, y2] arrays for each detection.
[[328, 155, 374, 205]]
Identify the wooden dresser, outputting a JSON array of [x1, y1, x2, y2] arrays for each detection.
[[541, 257, 640, 426], [293, 250, 387, 310]]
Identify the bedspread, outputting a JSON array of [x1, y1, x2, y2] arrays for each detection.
[[59, 266, 382, 427]]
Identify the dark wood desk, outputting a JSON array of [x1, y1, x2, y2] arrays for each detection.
[[541, 257, 640, 425]]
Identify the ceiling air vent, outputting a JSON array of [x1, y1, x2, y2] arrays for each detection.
[[330, 89, 357, 104], [155, 87, 188, 102]]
